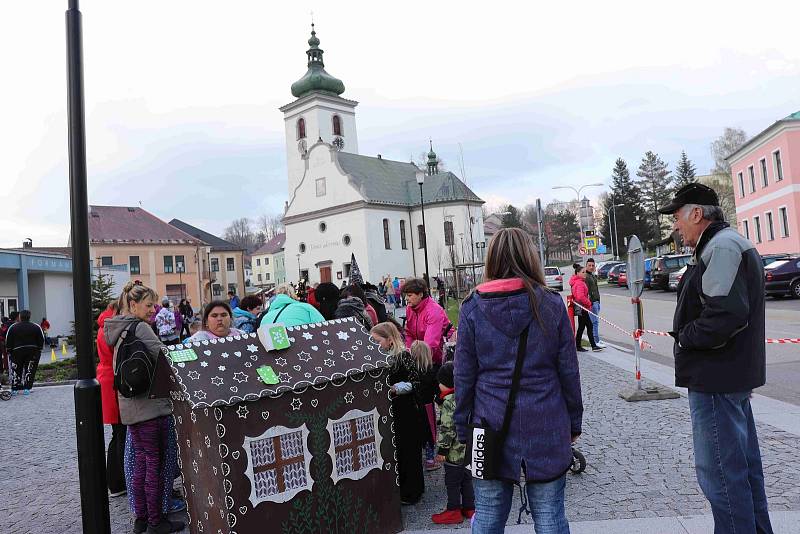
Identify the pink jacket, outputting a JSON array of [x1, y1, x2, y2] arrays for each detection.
[[569, 275, 591, 311], [405, 296, 449, 364]]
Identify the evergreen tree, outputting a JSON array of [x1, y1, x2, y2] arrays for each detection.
[[636, 151, 673, 240], [599, 158, 652, 255], [674, 150, 697, 188], [500, 205, 524, 228], [91, 273, 116, 338]]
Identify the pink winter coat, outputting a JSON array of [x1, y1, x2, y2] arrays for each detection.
[[405, 295, 450, 364], [569, 275, 592, 311]]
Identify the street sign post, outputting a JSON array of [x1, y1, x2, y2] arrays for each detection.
[[583, 236, 598, 251], [619, 235, 679, 402]]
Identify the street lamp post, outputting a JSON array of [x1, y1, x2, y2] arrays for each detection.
[[416, 167, 430, 288], [177, 260, 185, 300], [603, 203, 625, 260], [65, 1, 111, 532], [296, 253, 301, 282], [552, 183, 604, 258]]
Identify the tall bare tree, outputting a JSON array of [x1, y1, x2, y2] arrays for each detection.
[[256, 213, 284, 240], [710, 127, 748, 226], [223, 218, 256, 252]]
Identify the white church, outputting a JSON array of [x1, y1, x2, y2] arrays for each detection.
[[281, 25, 485, 285]]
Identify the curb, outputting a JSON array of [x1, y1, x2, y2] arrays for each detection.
[[32, 380, 78, 388]]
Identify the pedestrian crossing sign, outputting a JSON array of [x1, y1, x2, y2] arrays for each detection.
[[583, 237, 598, 250]]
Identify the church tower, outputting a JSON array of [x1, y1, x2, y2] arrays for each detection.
[[279, 24, 359, 195]]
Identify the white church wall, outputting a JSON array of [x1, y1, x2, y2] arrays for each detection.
[[285, 144, 362, 218], [363, 208, 415, 283]]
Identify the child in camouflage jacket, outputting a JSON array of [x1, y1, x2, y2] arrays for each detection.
[[431, 362, 475, 524]]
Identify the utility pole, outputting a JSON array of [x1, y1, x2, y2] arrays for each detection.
[[536, 198, 546, 268]]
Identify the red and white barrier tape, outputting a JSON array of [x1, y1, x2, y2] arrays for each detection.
[[570, 302, 798, 345]]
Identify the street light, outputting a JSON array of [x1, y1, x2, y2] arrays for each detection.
[[416, 166, 430, 288], [296, 253, 301, 282], [603, 203, 625, 260], [552, 183, 604, 258]]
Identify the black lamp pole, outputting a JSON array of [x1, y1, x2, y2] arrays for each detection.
[[416, 169, 430, 288], [66, 1, 111, 532]]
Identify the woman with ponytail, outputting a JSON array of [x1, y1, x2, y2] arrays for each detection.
[[104, 281, 184, 534]]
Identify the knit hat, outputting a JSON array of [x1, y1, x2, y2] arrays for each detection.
[[437, 361, 454, 389]]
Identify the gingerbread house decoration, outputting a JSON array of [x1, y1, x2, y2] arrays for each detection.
[[155, 317, 403, 534]]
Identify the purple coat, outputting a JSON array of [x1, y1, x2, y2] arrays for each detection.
[[454, 278, 583, 482]]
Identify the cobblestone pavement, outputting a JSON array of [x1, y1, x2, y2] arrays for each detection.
[[2, 351, 799, 534]]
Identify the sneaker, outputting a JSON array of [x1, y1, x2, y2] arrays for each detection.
[[146, 519, 185, 534], [462, 508, 475, 519], [576, 347, 588, 353], [592, 346, 603, 352], [133, 518, 147, 534], [168, 498, 186, 513], [431, 509, 464, 524], [22, 389, 30, 396], [596, 341, 607, 348], [109, 489, 127, 498], [424, 460, 441, 472], [10, 390, 18, 396]]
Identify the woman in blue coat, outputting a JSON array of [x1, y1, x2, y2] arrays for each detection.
[[454, 228, 583, 534]]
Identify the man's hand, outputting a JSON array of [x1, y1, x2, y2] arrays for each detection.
[[435, 454, 446, 463]]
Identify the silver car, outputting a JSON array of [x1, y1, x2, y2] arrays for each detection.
[[544, 266, 564, 291], [668, 265, 687, 291]]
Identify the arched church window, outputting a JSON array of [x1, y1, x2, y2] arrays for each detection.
[[332, 115, 342, 136], [297, 118, 306, 140]]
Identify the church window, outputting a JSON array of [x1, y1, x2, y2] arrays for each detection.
[[400, 221, 407, 250], [299, 243, 306, 254], [344, 263, 351, 277], [297, 118, 306, 140], [319, 221, 327, 233], [326, 408, 383, 484], [417, 225, 426, 249], [243, 423, 313, 505], [316, 177, 326, 197], [342, 234, 352, 246], [444, 221, 454, 246], [332, 115, 343, 136], [383, 219, 391, 249]]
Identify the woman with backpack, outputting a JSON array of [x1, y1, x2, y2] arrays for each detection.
[[454, 228, 583, 533], [104, 281, 184, 534]]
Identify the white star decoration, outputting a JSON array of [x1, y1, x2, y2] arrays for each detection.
[[246, 344, 259, 354], [187, 370, 200, 380], [290, 398, 302, 411], [275, 357, 287, 367], [190, 412, 197, 423], [232, 372, 248, 384], [236, 405, 249, 419], [194, 390, 207, 400], [374, 382, 383, 393], [344, 391, 354, 404], [200, 361, 208, 368], [192, 459, 199, 474], [204, 435, 211, 448], [210, 376, 224, 387], [324, 358, 336, 367], [279, 372, 292, 383], [218, 365, 226, 371], [208, 493, 214, 507], [302, 332, 313, 340], [297, 351, 312, 362], [221, 352, 229, 358], [336, 331, 349, 340], [340, 351, 354, 361]]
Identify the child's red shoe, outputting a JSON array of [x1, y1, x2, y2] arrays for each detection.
[[462, 508, 475, 519], [431, 509, 464, 524]]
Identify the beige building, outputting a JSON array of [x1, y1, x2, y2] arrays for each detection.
[[251, 233, 286, 289], [169, 219, 247, 301], [89, 206, 207, 306]]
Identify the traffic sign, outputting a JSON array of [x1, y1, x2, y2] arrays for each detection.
[[578, 246, 587, 255], [583, 237, 598, 250]]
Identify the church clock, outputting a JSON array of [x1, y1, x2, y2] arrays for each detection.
[[332, 136, 345, 151]]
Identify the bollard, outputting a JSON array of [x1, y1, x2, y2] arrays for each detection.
[[62, 342, 68, 355], [51, 348, 57, 362], [566, 295, 576, 335]]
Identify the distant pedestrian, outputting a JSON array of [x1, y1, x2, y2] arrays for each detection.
[[40, 317, 51, 346], [314, 282, 341, 320], [584, 258, 605, 348], [340, 284, 378, 326], [393, 277, 403, 308], [227, 290, 240, 310], [155, 299, 179, 345], [232, 295, 263, 334], [454, 227, 583, 533], [177, 299, 193, 339], [660, 183, 774, 534], [570, 265, 601, 352], [403, 277, 450, 365], [5, 310, 45, 395]]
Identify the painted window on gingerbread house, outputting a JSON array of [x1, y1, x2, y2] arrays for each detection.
[[243, 423, 312, 506], [326, 408, 383, 484]]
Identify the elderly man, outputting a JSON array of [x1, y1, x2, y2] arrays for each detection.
[[659, 183, 773, 534]]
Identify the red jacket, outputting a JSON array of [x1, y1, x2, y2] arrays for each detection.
[[569, 275, 591, 311], [405, 296, 449, 364], [96, 308, 120, 425]]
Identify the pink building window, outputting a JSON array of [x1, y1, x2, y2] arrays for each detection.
[[737, 172, 745, 198], [779, 207, 790, 237], [773, 150, 784, 181], [760, 158, 769, 187], [742, 220, 750, 241], [748, 166, 756, 193]]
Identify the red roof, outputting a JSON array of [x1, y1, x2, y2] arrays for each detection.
[[88, 205, 205, 245], [252, 233, 286, 255]]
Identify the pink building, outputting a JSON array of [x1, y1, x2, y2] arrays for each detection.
[[728, 111, 800, 255]]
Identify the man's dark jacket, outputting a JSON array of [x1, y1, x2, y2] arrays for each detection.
[[672, 221, 766, 393], [585, 273, 600, 303], [5, 320, 45, 353]]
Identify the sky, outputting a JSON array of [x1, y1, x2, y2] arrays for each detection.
[[3, 0, 800, 247]]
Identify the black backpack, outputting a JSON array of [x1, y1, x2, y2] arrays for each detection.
[[114, 321, 156, 398]]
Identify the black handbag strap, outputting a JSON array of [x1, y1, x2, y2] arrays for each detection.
[[499, 325, 530, 439]]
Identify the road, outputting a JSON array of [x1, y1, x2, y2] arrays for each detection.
[[563, 275, 800, 405]]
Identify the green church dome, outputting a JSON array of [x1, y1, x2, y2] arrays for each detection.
[[290, 25, 345, 98]]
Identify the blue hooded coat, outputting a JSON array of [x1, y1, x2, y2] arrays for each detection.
[[454, 278, 583, 482]]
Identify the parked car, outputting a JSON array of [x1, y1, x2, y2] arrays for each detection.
[[668, 265, 687, 291], [617, 265, 628, 288], [607, 263, 625, 285], [598, 261, 624, 280], [761, 253, 791, 267], [764, 257, 800, 299], [644, 257, 657, 289], [651, 254, 691, 290], [544, 266, 564, 292]]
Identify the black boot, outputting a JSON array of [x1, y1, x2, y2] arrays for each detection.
[[146, 519, 185, 534]]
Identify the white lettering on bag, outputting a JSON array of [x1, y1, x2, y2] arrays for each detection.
[[471, 428, 486, 479]]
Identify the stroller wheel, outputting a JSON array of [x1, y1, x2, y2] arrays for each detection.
[[569, 448, 586, 474], [0, 390, 11, 401]]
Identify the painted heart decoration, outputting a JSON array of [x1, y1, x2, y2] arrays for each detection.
[[356, 340, 363, 346], [202, 340, 209, 345], [327, 349, 334, 355], [350, 327, 357, 332], [210, 339, 218, 344], [311, 346, 318, 351], [382, 416, 388, 424], [239, 506, 248, 515], [231, 451, 240, 460], [204, 350, 212, 356], [234, 351, 242, 357], [315, 366, 323, 372], [230, 386, 238, 393], [294, 365, 301, 371], [311, 399, 319, 408], [261, 411, 270, 420], [321, 331, 329, 336], [323, 340, 331, 345], [177, 362, 186, 368], [250, 355, 258, 361], [363, 389, 370, 397], [304, 372, 312, 378], [226, 336, 233, 342], [244, 362, 252, 368]]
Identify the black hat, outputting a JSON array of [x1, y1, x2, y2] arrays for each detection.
[[658, 183, 719, 215], [437, 361, 454, 389]]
